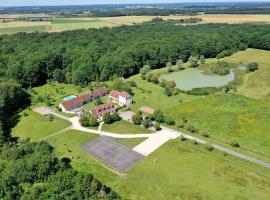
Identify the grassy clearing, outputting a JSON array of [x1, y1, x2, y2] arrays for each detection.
[[83, 96, 109, 110], [114, 138, 146, 148], [51, 18, 99, 24], [167, 93, 270, 158], [11, 110, 71, 141], [45, 130, 270, 200], [128, 75, 199, 111], [102, 120, 153, 134], [0, 25, 47, 35]]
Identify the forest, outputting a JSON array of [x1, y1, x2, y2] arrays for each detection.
[[0, 80, 120, 200], [1, 21, 270, 88]]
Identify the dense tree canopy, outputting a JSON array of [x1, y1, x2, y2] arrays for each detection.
[[1, 23, 270, 88]]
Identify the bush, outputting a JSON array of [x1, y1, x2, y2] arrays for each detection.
[[89, 116, 99, 127], [164, 116, 175, 125], [103, 113, 112, 124], [48, 114, 54, 122], [230, 141, 240, 148], [205, 144, 214, 151], [186, 87, 221, 96], [79, 116, 89, 127], [154, 122, 161, 131], [216, 50, 233, 59], [126, 80, 137, 87], [132, 113, 143, 125], [211, 61, 230, 75], [202, 131, 209, 138], [186, 125, 198, 133], [180, 135, 187, 141], [111, 112, 121, 122], [247, 62, 259, 72], [143, 118, 152, 128], [152, 110, 164, 123]]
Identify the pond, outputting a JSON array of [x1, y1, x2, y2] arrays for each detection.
[[160, 68, 235, 91]]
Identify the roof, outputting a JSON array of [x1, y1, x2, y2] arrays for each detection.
[[91, 86, 108, 98], [61, 86, 108, 111], [109, 90, 130, 99], [62, 96, 84, 111], [90, 103, 115, 118]]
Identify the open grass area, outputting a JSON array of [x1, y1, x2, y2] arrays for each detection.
[[51, 18, 99, 24], [44, 130, 270, 200], [0, 25, 48, 35], [167, 93, 270, 158], [128, 75, 199, 111], [83, 96, 109, 110], [102, 120, 153, 134], [11, 110, 71, 141], [114, 138, 146, 148]]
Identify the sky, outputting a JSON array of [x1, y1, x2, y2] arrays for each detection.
[[0, 0, 267, 7]]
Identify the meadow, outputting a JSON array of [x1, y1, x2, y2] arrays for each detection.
[[2, 14, 270, 35], [9, 47, 270, 199]]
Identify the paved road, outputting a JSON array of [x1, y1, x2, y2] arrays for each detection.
[[34, 107, 270, 169], [120, 110, 270, 169]]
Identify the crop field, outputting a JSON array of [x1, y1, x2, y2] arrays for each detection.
[[2, 14, 270, 35]]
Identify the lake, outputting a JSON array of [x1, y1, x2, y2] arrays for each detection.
[[160, 68, 235, 91]]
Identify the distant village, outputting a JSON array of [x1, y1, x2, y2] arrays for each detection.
[[59, 86, 132, 119]]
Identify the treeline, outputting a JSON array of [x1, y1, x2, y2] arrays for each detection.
[[92, 8, 196, 17], [1, 23, 270, 88], [0, 80, 120, 199]]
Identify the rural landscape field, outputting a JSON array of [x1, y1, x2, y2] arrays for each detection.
[[1, 1, 270, 200], [2, 14, 270, 35]]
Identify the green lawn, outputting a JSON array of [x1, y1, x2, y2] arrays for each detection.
[[0, 25, 47, 35], [11, 110, 71, 141], [45, 130, 270, 200], [83, 96, 109, 110], [51, 18, 99, 24], [127, 75, 199, 112], [167, 93, 270, 158], [102, 120, 153, 134], [114, 138, 146, 148]]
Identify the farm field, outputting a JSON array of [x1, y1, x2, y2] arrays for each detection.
[[101, 120, 153, 134], [2, 14, 270, 35]]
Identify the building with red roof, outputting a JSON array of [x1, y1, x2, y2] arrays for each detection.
[[59, 87, 108, 113], [90, 103, 116, 119]]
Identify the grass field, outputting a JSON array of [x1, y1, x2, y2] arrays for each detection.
[[102, 120, 153, 134], [44, 130, 270, 200], [2, 14, 270, 35], [11, 110, 71, 141]]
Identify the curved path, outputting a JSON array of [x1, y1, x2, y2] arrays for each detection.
[[34, 107, 270, 169]]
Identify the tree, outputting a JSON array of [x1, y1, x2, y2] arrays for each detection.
[[132, 113, 143, 125], [164, 116, 175, 125], [111, 112, 121, 122], [150, 74, 159, 84], [177, 59, 184, 70], [199, 55, 205, 64], [188, 55, 199, 68], [103, 113, 112, 124], [89, 116, 99, 127], [94, 98, 103, 106], [211, 60, 230, 75], [247, 62, 259, 72], [153, 110, 164, 123], [140, 65, 151, 75], [143, 118, 152, 128], [79, 116, 89, 127], [154, 122, 161, 131], [166, 62, 173, 72]]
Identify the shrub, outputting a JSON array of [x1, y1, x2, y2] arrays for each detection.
[[211, 61, 230, 75], [103, 113, 112, 124], [126, 80, 137, 87], [247, 62, 259, 72], [186, 125, 198, 133], [143, 118, 152, 128], [180, 135, 187, 141], [48, 114, 54, 122], [216, 50, 233, 59], [154, 122, 161, 131], [132, 113, 143, 125], [193, 140, 199, 145], [152, 110, 164, 123], [202, 131, 209, 138], [89, 116, 99, 127], [111, 112, 121, 122], [164, 116, 175, 125], [79, 116, 89, 127], [205, 144, 214, 151], [186, 87, 221, 96], [230, 141, 240, 148]]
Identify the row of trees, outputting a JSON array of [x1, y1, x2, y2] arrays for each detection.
[[1, 23, 270, 88]]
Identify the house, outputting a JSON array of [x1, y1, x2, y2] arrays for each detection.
[[90, 103, 116, 119], [109, 90, 132, 106], [59, 86, 108, 113]]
